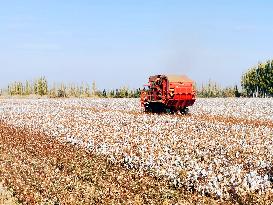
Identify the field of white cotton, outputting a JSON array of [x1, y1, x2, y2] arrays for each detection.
[[0, 98, 272, 200]]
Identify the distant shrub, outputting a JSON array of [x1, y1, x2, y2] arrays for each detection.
[[57, 89, 66, 98], [196, 81, 240, 98]]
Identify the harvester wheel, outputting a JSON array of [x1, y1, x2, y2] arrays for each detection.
[[144, 105, 153, 113], [180, 107, 189, 115], [144, 106, 149, 112], [168, 107, 175, 114], [165, 108, 171, 114]]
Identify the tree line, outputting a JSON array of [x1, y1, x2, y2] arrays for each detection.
[[7, 77, 48, 96], [196, 81, 240, 98], [1, 59, 272, 98], [241, 60, 273, 97], [1, 76, 240, 98], [1, 76, 141, 98], [197, 59, 273, 98]]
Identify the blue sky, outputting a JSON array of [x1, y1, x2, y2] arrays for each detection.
[[0, 0, 273, 89]]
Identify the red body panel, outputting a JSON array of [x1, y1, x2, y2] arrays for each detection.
[[140, 75, 196, 112]]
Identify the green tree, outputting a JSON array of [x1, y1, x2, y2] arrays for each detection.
[[102, 89, 107, 97], [241, 59, 273, 97], [84, 83, 91, 97], [234, 85, 240, 97], [108, 90, 115, 98], [119, 86, 129, 98], [91, 81, 96, 97], [25, 80, 31, 95], [37, 76, 48, 96]]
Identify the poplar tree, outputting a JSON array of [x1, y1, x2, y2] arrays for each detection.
[[241, 59, 273, 97]]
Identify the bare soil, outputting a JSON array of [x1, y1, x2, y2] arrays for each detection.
[[0, 182, 19, 205]]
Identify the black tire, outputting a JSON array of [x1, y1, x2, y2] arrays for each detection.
[[145, 104, 154, 113], [144, 106, 151, 113], [165, 108, 171, 114], [169, 107, 176, 114], [180, 107, 189, 115], [144, 103, 150, 112]]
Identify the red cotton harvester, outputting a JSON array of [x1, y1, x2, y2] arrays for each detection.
[[140, 74, 196, 114]]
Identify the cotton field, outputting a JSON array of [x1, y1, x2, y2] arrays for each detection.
[[0, 98, 273, 202]]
